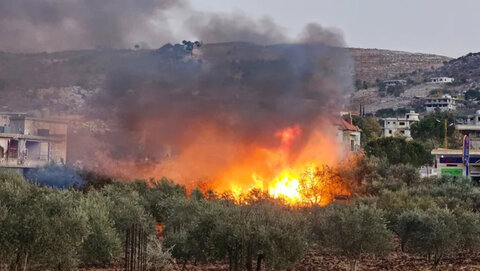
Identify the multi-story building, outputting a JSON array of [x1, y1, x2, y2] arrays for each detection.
[[0, 113, 67, 174], [381, 111, 419, 139], [424, 94, 456, 112]]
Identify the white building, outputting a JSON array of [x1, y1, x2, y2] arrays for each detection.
[[430, 77, 454, 84], [381, 111, 419, 139], [335, 118, 362, 152], [424, 94, 456, 112], [384, 80, 407, 87]]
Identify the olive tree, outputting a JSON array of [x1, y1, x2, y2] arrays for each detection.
[[398, 208, 460, 269], [80, 191, 121, 265], [312, 203, 393, 271]]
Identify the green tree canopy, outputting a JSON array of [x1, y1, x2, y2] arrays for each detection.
[[364, 137, 433, 167], [312, 203, 393, 271], [410, 112, 458, 148]]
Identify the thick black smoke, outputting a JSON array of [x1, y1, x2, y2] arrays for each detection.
[[0, 0, 346, 53], [0, 0, 183, 52], [0, 0, 355, 181], [78, 40, 354, 179], [184, 12, 288, 45]]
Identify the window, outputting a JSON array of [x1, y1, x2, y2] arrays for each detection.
[[389, 130, 392, 134], [0, 126, 4, 133], [399, 122, 405, 126], [37, 129, 50, 136]]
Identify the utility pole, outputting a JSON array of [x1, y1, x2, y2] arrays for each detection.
[[444, 119, 448, 148]]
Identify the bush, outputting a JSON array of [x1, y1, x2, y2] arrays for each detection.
[[147, 237, 177, 270], [312, 203, 393, 271], [163, 199, 308, 271], [398, 208, 460, 269], [365, 137, 433, 167], [80, 191, 121, 265]]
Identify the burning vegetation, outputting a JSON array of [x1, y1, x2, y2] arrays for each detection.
[[70, 41, 356, 205]]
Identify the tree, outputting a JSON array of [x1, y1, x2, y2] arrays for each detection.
[[163, 199, 308, 271], [298, 165, 345, 206], [399, 208, 460, 270], [364, 137, 433, 167], [410, 112, 458, 148], [350, 115, 382, 144], [80, 191, 121, 265], [312, 204, 393, 271], [465, 88, 480, 101]]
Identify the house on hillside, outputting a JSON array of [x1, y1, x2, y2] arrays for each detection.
[[381, 111, 419, 139], [335, 117, 362, 152], [384, 80, 407, 87], [424, 94, 457, 112], [430, 77, 454, 84], [0, 113, 67, 174]]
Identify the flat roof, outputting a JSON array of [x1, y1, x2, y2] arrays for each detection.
[[456, 125, 480, 131], [0, 133, 66, 142], [432, 148, 480, 155]]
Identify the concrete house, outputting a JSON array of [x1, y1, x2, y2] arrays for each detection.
[[335, 117, 362, 152], [430, 77, 455, 84], [424, 94, 456, 112], [381, 111, 419, 139], [0, 113, 67, 174]]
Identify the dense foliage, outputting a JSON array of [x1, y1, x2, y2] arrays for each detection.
[[2, 153, 480, 270], [365, 137, 433, 167], [410, 111, 459, 148]]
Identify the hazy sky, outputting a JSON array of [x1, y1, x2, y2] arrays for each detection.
[[188, 0, 479, 57]]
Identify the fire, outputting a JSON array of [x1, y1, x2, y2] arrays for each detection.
[[268, 170, 301, 204], [221, 125, 351, 206], [93, 120, 352, 207]]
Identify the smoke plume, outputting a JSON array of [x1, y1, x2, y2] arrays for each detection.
[[0, 1, 355, 190], [0, 0, 184, 52]]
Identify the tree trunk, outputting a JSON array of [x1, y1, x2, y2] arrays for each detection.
[[433, 252, 442, 270], [245, 243, 253, 271], [256, 253, 264, 271], [23, 252, 28, 271], [349, 259, 357, 271]]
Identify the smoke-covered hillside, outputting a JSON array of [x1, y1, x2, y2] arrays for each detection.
[[0, 44, 449, 113]]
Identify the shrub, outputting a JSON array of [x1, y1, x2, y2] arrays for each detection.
[[163, 199, 308, 271], [365, 137, 433, 167], [312, 203, 393, 271], [80, 191, 121, 265], [398, 208, 460, 269]]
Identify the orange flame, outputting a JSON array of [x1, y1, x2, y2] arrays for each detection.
[[218, 125, 351, 206]]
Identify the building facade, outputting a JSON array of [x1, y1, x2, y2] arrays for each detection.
[[432, 112, 480, 178], [424, 94, 456, 112], [384, 80, 407, 87], [335, 118, 362, 152], [430, 77, 455, 84], [0, 113, 67, 173], [381, 111, 419, 139]]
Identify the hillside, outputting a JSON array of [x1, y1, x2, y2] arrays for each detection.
[[352, 51, 480, 114], [0, 43, 452, 116], [349, 48, 450, 83]]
